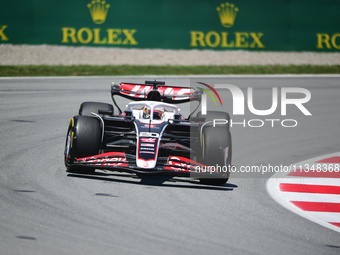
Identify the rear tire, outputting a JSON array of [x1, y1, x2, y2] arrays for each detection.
[[64, 116, 101, 174], [79, 102, 113, 117]]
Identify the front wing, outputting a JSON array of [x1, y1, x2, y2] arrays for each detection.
[[71, 152, 218, 177]]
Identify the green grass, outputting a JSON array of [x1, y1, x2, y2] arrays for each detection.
[[0, 65, 339, 76]]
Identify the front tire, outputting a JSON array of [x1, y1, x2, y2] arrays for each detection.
[[198, 111, 232, 185], [196, 110, 230, 130], [64, 116, 101, 174], [79, 102, 113, 117]]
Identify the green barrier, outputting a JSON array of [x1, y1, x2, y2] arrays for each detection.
[[1, 0, 339, 51]]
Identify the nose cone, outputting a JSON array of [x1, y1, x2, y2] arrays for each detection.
[[136, 159, 157, 169]]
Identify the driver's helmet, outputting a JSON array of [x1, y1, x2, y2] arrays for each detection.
[[142, 106, 151, 119], [153, 107, 164, 120]]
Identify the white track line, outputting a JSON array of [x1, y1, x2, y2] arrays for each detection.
[[279, 177, 340, 186], [282, 193, 340, 203], [307, 212, 340, 223], [1, 74, 340, 80]]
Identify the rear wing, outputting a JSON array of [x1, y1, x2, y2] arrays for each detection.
[[111, 81, 202, 104]]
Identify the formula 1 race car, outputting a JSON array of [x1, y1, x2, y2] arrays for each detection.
[[64, 80, 232, 185]]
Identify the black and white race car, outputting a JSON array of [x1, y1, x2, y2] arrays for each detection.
[[64, 80, 232, 185]]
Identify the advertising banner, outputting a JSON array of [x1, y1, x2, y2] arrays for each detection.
[[0, 0, 339, 51]]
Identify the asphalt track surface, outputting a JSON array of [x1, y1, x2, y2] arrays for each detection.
[[0, 76, 339, 255]]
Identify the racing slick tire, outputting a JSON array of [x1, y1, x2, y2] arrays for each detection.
[[198, 111, 232, 185], [196, 110, 230, 130], [79, 102, 113, 117], [64, 116, 101, 174]]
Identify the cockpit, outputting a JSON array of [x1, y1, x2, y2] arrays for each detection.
[[126, 101, 180, 121]]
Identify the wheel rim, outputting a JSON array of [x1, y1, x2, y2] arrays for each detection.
[[64, 129, 73, 163]]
